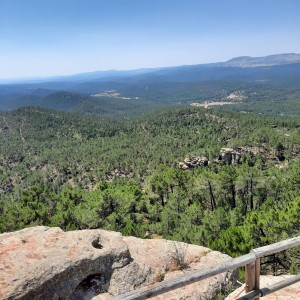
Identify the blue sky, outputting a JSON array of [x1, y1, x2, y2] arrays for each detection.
[[0, 0, 300, 79]]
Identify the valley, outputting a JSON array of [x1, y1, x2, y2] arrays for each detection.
[[2, 1, 300, 297], [0, 104, 299, 276], [0, 54, 300, 279], [1, 54, 300, 119]]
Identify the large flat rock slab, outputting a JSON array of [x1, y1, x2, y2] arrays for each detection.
[[95, 237, 237, 300], [0, 226, 130, 300], [0, 227, 236, 300]]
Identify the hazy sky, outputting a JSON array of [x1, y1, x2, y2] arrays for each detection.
[[0, 0, 300, 79]]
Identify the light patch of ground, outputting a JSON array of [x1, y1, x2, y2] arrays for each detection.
[[191, 101, 241, 108], [226, 91, 246, 100], [275, 160, 289, 169], [91, 90, 139, 100], [67, 178, 76, 188]]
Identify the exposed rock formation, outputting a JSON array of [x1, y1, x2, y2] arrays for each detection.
[[218, 146, 263, 165], [0, 227, 236, 300], [0, 227, 130, 300], [178, 156, 209, 170], [218, 146, 286, 165], [179, 144, 289, 170]]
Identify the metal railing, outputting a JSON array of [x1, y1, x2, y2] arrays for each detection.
[[115, 236, 300, 300]]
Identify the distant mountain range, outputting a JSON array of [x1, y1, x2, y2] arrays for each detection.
[[219, 53, 300, 67], [1, 53, 300, 116], [1, 53, 300, 84]]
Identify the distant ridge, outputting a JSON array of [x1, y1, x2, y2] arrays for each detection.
[[1, 53, 300, 84], [220, 53, 300, 67]]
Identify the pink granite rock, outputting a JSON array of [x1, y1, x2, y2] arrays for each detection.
[[0, 226, 130, 300], [95, 237, 237, 299], [0, 227, 236, 300]]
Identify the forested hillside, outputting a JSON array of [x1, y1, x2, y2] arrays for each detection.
[[1, 55, 300, 119], [0, 106, 299, 274]]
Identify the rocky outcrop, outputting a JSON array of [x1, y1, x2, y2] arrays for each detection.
[[218, 146, 282, 165], [179, 144, 288, 170], [0, 227, 236, 300], [218, 147, 244, 165], [0, 227, 130, 300], [102, 237, 235, 300], [178, 156, 209, 170], [218, 146, 264, 165]]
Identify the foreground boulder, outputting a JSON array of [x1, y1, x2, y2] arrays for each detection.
[[0, 227, 236, 299], [0, 227, 130, 300]]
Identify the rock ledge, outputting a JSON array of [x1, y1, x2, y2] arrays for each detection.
[[0, 227, 237, 299]]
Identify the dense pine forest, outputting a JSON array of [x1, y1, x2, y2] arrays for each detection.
[[1, 56, 300, 275], [0, 105, 299, 274]]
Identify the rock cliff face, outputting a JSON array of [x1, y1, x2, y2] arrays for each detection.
[[218, 146, 286, 165], [0, 227, 236, 300], [178, 144, 289, 171], [218, 147, 263, 165]]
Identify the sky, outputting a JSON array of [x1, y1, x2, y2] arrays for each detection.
[[0, 0, 300, 80]]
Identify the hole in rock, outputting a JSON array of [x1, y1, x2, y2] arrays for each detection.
[[70, 273, 108, 300], [92, 237, 103, 249]]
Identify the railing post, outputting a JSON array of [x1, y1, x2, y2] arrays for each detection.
[[245, 262, 255, 293], [245, 257, 260, 299], [254, 258, 260, 299]]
